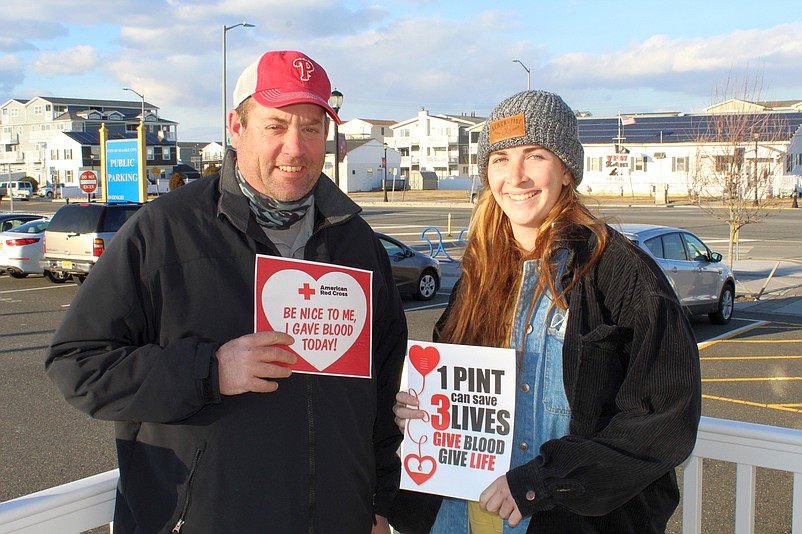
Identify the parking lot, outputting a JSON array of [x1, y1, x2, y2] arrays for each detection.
[[2, 200, 802, 532]]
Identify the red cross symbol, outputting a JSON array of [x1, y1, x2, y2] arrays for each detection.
[[298, 283, 316, 300]]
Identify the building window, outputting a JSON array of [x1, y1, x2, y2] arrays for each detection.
[[161, 146, 171, 159], [34, 106, 43, 114], [147, 147, 155, 160], [633, 157, 647, 172], [46, 104, 52, 111], [50, 150, 60, 160], [787, 155, 794, 173], [10, 108, 19, 117], [65, 170, 73, 183], [64, 149, 73, 160], [672, 156, 689, 172], [586, 157, 603, 172]]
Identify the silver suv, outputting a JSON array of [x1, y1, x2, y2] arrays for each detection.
[[618, 224, 735, 324], [40, 202, 142, 285]]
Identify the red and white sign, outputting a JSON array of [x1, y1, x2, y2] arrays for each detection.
[[255, 255, 373, 378], [400, 340, 516, 500], [79, 171, 98, 193]]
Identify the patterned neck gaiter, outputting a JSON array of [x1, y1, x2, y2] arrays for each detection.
[[235, 168, 314, 229]]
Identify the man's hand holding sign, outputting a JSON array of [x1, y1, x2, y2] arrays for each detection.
[[216, 331, 297, 395]]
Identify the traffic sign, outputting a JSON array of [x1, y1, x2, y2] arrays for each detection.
[[80, 171, 98, 193]]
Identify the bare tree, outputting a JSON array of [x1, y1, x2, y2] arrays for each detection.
[[690, 71, 793, 270]]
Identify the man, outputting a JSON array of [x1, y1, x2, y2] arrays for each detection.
[[45, 50, 407, 533]]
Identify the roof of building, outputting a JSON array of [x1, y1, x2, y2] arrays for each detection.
[[577, 112, 802, 145], [62, 131, 175, 146], [351, 118, 396, 126], [326, 138, 375, 154], [30, 96, 159, 110]]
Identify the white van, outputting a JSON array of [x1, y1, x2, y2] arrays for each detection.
[[0, 181, 34, 199]]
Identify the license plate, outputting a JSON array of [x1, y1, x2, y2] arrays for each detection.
[[61, 260, 73, 269]]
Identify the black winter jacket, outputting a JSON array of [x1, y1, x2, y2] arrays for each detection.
[[389, 226, 701, 533], [45, 150, 408, 533]]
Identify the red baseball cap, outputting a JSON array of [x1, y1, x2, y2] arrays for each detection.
[[232, 50, 341, 124]]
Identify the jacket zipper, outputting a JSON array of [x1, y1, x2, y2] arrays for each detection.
[[307, 377, 316, 534], [172, 447, 205, 533]]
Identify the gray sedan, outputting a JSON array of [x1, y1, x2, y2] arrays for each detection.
[[618, 224, 735, 324], [376, 232, 441, 301]]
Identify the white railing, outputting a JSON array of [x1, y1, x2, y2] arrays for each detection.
[[682, 416, 802, 534], [2, 417, 802, 533], [0, 470, 116, 534]]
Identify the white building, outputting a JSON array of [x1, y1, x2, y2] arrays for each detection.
[[0, 96, 177, 187], [324, 138, 400, 193], [387, 108, 485, 188], [337, 118, 395, 142]]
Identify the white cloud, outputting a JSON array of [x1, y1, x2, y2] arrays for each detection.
[[30, 46, 101, 76]]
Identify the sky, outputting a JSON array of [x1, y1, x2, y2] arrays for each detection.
[[1, 0, 801, 142]]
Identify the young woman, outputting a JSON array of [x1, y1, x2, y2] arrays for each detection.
[[390, 91, 701, 534]]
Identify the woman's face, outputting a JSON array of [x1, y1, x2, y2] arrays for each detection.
[[486, 144, 572, 250]]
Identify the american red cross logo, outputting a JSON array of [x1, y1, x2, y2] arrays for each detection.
[[292, 57, 314, 81], [298, 282, 316, 300]]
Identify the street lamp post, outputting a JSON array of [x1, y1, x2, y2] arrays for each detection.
[[222, 22, 255, 148], [753, 133, 760, 206], [328, 89, 344, 189], [122, 87, 145, 126], [513, 59, 531, 90], [382, 143, 388, 202]]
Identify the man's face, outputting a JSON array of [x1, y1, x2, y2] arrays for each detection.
[[229, 101, 328, 201]]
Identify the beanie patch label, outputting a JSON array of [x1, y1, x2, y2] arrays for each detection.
[[489, 114, 526, 145]]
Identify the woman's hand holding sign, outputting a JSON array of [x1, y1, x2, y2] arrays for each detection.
[[216, 331, 297, 395], [479, 475, 523, 527], [393, 390, 426, 432]]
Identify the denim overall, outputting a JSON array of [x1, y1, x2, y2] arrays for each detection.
[[430, 252, 572, 533]]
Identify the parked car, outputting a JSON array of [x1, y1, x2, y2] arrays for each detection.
[[617, 224, 735, 324], [37, 184, 66, 198], [0, 181, 34, 200], [0, 213, 46, 232], [0, 218, 70, 282], [40, 202, 143, 285], [376, 232, 441, 300]]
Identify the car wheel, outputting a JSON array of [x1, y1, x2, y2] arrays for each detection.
[[46, 191, 53, 198], [72, 274, 87, 286], [9, 271, 28, 279], [414, 269, 440, 301], [44, 270, 70, 284], [709, 284, 734, 325]]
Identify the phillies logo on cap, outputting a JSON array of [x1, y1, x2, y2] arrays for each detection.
[[292, 57, 315, 81]]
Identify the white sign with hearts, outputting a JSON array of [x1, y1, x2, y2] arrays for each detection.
[[255, 256, 373, 378]]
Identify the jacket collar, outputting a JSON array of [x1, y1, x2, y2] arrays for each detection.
[[216, 148, 362, 235]]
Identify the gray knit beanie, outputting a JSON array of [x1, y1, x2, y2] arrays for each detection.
[[478, 90, 583, 186]]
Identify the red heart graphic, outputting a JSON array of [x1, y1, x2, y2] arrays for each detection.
[[409, 345, 440, 377], [404, 453, 437, 485]]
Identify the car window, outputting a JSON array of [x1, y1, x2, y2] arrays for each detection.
[[10, 220, 48, 234], [682, 233, 709, 262], [48, 204, 103, 233], [644, 236, 663, 258], [100, 205, 141, 232], [379, 237, 406, 257], [661, 233, 688, 261], [1, 217, 36, 231]]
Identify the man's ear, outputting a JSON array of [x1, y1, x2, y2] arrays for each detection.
[[228, 109, 242, 147]]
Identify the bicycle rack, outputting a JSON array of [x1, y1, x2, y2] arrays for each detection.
[[421, 226, 467, 263]]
